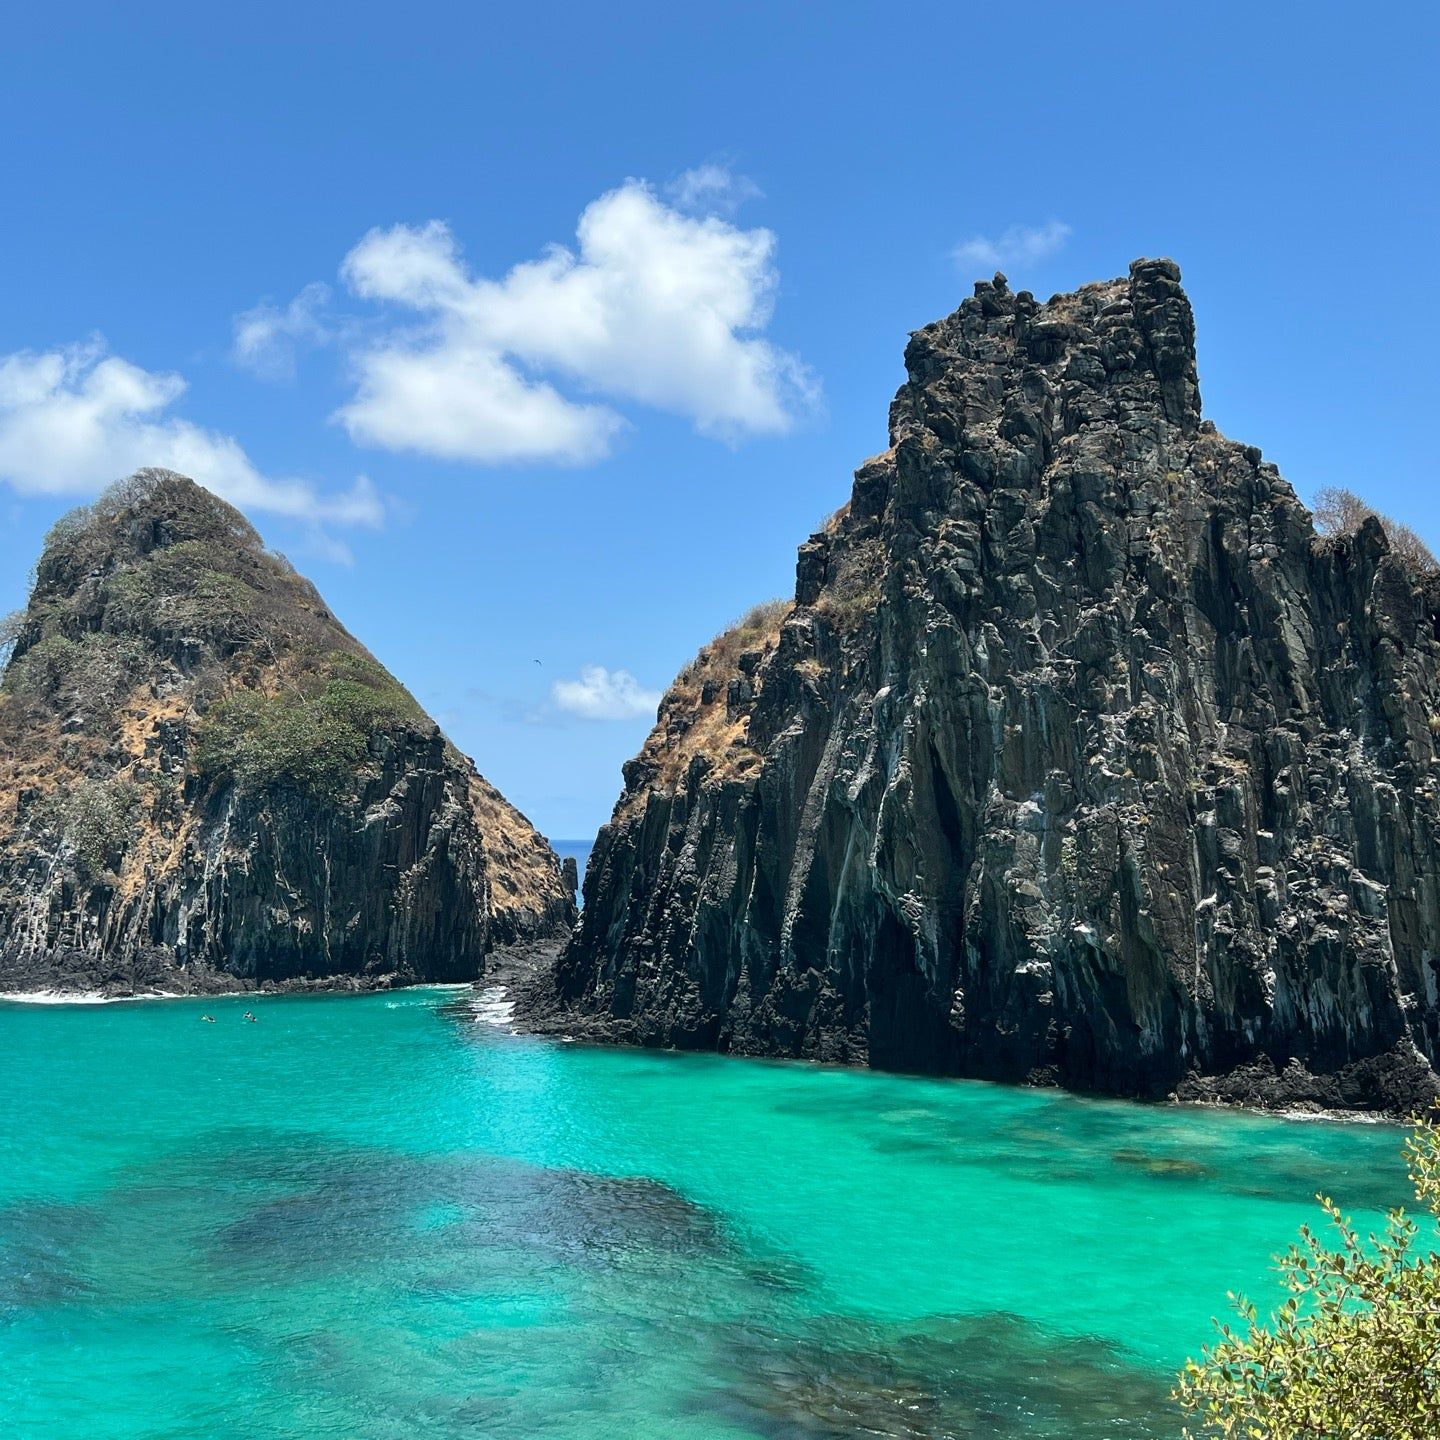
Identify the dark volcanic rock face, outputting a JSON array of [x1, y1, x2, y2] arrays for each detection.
[[0, 470, 574, 994], [546, 260, 1440, 1112]]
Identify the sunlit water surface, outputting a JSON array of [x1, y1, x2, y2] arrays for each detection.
[[0, 989, 1413, 1438]]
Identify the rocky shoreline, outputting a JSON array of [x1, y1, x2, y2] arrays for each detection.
[[0, 937, 576, 1006], [0, 951, 449, 1001], [497, 944, 1429, 1121]]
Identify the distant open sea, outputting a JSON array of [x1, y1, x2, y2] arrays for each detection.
[[550, 839, 593, 905], [0, 987, 1414, 1438]]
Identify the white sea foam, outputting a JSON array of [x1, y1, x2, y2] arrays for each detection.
[[0, 990, 113, 1005], [471, 985, 517, 1030], [384, 984, 471, 1009], [1, 981, 476, 1008], [0, 989, 197, 1005]]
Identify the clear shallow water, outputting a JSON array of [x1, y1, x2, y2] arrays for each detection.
[[0, 990, 1414, 1439]]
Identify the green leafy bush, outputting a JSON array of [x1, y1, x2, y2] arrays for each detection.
[[59, 778, 140, 879], [3, 630, 150, 717], [103, 540, 264, 650], [1177, 1120, 1440, 1437], [3, 633, 83, 700], [194, 654, 420, 801]]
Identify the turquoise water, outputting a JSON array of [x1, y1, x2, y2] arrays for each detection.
[[0, 990, 1415, 1439]]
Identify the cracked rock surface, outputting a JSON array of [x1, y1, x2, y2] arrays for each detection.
[[540, 260, 1440, 1113]]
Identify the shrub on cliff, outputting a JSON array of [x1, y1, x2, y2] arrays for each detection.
[[1313, 485, 1438, 575], [194, 653, 420, 801], [1177, 1120, 1440, 1437], [103, 540, 266, 652], [3, 632, 83, 701], [52, 777, 140, 880], [718, 599, 790, 656], [3, 630, 151, 721], [21, 473, 334, 677], [37, 470, 262, 589]]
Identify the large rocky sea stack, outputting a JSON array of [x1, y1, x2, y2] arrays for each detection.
[[545, 259, 1440, 1113], [0, 470, 574, 995]]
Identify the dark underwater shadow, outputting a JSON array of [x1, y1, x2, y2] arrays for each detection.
[[692, 1309, 1176, 1439]]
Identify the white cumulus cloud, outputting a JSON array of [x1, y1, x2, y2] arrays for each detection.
[[232, 282, 333, 381], [340, 326, 622, 465], [0, 339, 382, 528], [952, 220, 1072, 274], [551, 665, 662, 721], [335, 173, 815, 466]]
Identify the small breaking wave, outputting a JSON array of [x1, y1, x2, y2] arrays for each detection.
[[0, 989, 189, 1006], [470, 984, 517, 1030]]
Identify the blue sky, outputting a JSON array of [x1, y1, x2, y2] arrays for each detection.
[[1, 2, 1435, 840]]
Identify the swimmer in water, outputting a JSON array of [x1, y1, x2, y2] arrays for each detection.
[[243, 1012, 257, 1023], [201, 1014, 215, 1023]]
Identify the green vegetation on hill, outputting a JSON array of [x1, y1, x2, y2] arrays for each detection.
[[102, 539, 269, 651], [2, 471, 423, 803], [194, 652, 422, 802], [53, 777, 141, 881]]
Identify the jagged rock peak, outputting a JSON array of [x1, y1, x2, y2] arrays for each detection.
[[541, 261, 1440, 1115], [0, 470, 575, 996], [899, 256, 1200, 445]]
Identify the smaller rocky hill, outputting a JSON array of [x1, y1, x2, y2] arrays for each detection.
[[0, 470, 573, 995]]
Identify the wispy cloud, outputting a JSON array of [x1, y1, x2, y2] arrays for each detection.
[[665, 163, 762, 217], [551, 665, 661, 721], [952, 220, 1072, 274], [0, 339, 382, 529], [293, 523, 367, 567], [232, 282, 334, 381], [333, 170, 817, 466]]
